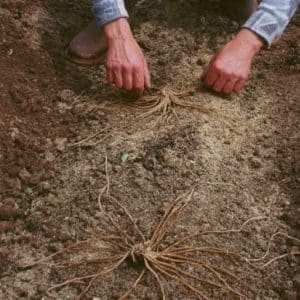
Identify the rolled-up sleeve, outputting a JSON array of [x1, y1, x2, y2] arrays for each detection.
[[242, 0, 299, 47], [92, 0, 129, 26]]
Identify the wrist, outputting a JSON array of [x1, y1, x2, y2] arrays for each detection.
[[103, 18, 133, 43], [236, 28, 263, 55]]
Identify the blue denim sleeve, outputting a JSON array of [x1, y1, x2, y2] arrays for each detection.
[[92, 0, 129, 26], [242, 0, 299, 47]]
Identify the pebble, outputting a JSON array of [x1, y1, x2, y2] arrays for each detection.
[[200, 223, 210, 231], [10, 127, 20, 140], [248, 157, 262, 169], [196, 58, 205, 66], [57, 89, 76, 103], [25, 187, 33, 195], [38, 181, 51, 192], [18, 168, 31, 182], [54, 137, 67, 152], [45, 150, 55, 162]]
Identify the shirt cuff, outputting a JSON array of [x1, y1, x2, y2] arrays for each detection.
[[92, 0, 129, 27], [242, 10, 275, 48], [242, 0, 299, 48]]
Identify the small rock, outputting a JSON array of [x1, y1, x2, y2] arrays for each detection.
[[10, 127, 20, 140], [54, 137, 67, 152], [200, 223, 210, 231], [57, 89, 76, 103], [18, 168, 31, 183], [249, 157, 262, 169], [25, 187, 33, 195], [113, 165, 122, 173], [39, 181, 51, 192], [196, 58, 205, 66], [45, 150, 55, 162], [57, 102, 71, 113], [7, 48, 13, 56]]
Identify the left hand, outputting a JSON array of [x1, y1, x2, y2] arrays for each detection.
[[202, 29, 263, 94]]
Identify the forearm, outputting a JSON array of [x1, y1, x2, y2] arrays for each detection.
[[242, 0, 299, 47], [91, 0, 129, 27], [234, 28, 263, 55], [103, 18, 133, 43]]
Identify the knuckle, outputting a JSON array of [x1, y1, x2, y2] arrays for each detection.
[[122, 63, 132, 72], [223, 71, 231, 77], [214, 62, 223, 72], [112, 64, 120, 72], [109, 61, 119, 71], [132, 62, 143, 73]]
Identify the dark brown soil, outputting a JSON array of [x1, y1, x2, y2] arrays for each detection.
[[0, 0, 299, 299]]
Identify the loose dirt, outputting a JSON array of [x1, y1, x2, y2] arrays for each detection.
[[0, 0, 299, 299]]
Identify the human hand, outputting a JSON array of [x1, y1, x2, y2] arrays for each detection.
[[202, 29, 263, 93], [104, 18, 151, 97]]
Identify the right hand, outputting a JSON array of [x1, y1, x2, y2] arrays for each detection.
[[104, 18, 151, 97]]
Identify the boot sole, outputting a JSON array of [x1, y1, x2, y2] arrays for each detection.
[[67, 49, 106, 66]]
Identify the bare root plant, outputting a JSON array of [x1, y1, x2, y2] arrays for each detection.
[[117, 87, 212, 127], [71, 87, 211, 147], [23, 159, 300, 299]]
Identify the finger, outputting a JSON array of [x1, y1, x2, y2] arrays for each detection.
[[113, 68, 123, 89], [122, 68, 133, 90], [144, 60, 151, 88], [212, 76, 227, 92], [233, 79, 246, 93], [204, 69, 219, 87], [133, 67, 144, 92], [223, 79, 238, 94]]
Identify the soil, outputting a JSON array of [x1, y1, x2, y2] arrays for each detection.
[[0, 0, 299, 299]]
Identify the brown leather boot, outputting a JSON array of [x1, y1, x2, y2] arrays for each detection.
[[68, 21, 107, 66], [221, 0, 258, 24]]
